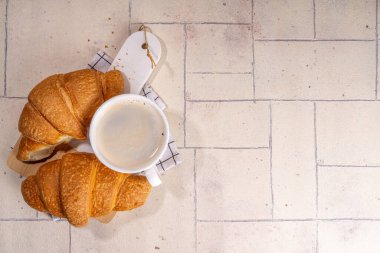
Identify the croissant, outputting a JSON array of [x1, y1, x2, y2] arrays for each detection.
[[21, 153, 151, 227], [17, 69, 124, 161]]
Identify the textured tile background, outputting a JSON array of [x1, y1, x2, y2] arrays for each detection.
[[1, 0, 380, 252]]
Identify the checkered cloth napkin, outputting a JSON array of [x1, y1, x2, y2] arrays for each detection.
[[86, 51, 181, 173]]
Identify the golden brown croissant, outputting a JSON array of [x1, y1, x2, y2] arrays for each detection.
[[17, 69, 124, 161], [21, 153, 151, 227]]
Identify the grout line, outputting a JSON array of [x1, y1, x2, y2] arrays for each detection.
[[197, 218, 380, 223], [4, 0, 9, 96], [376, 0, 378, 100], [69, 224, 72, 253], [251, 0, 254, 25], [198, 219, 314, 223], [193, 149, 197, 253], [187, 71, 252, 74], [320, 218, 380, 221], [0, 96, 27, 99], [313, 0, 316, 39], [252, 41, 255, 100], [179, 146, 269, 150], [314, 102, 319, 219], [128, 0, 132, 35], [255, 38, 376, 42], [316, 221, 319, 253], [0, 218, 55, 221], [188, 99, 254, 102], [188, 98, 378, 102], [269, 103, 274, 219], [251, 0, 255, 100], [318, 164, 380, 168], [184, 24, 188, 147], [131, 22, 251, 25]]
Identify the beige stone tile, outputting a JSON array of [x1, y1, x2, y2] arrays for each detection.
[[72, 149, 194, 253], [186, 73, 253, 101], [0, 98, 36, 218], [0, 221, 69, 253], [186, 25, 253, 73], [253, 0, 314, 39], [131, 0, 251, 23], [0, 0, 5, 96], [255, 41, 376, 100], [272, 102, 316, 219], [197, 221, 316, 253], [319, 221, 380, 253], [319, 166, 380, 219], [7, 0, 129, 97], [196, 149, 271, 220], [317, 102, 380, 166], [316, 0, 376, 39], [186, 101, 269, 148]]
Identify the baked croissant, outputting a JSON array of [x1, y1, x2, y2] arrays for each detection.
[[17, 69, 124, 162], [21, 153, 151, 227]]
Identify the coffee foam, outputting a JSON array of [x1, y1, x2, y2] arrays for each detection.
[[95, 99, 165, 170]]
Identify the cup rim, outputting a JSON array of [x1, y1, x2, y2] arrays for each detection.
[[89, 94, 170, 174]]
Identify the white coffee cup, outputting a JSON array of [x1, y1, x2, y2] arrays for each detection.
[[89, 94, 170, 186]]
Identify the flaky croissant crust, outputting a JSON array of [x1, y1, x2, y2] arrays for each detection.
[[17, 69, 124, 162], [21, 153, 151, 227]]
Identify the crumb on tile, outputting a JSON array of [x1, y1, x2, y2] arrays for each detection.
[[105, 45, 109, 48]]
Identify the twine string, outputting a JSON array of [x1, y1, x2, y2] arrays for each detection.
[[139, 25, 157, 69]]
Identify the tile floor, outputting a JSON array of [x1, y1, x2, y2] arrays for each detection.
[[1, 0, 380, 252]]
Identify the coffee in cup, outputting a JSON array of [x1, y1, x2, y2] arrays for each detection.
[[90, 94, 169, 186]]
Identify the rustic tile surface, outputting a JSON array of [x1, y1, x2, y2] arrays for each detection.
[[1, 0, 380, 252]]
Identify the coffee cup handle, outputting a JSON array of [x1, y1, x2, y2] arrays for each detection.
[[144, 166, 162, 187]]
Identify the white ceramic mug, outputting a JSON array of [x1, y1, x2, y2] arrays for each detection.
[[89, 94, 170, 186]]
